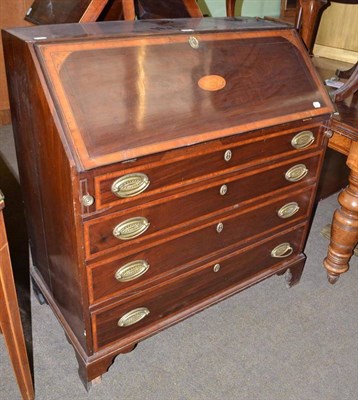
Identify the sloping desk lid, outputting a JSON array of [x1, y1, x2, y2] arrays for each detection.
[[35, 22, 333, 170]]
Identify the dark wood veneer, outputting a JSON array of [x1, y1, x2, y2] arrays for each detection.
[[88, 187, 315, 305], [93, 226, 306, 350], [2, 18, 332, 389], [94, 125, 322, 212], [85, 156, 320, 259]]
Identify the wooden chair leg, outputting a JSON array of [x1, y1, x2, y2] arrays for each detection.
[[123, 0, 136, 20], [226, 0, 236, 17], [332, 65, 358, 102], [336, 62, 358, 79], [298, 0, 331, 53], [0, 211, 34, 400]]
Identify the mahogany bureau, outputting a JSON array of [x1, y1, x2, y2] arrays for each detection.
[[2, 18, 334, 389]]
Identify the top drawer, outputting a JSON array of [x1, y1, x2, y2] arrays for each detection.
[[93, 125, 322, 212]]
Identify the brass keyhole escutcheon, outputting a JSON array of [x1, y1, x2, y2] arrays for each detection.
[[224, 150, 232, 162], [213, 263, 221, 272], [220, 185, 228, 196], [189, 36, 199, 49]]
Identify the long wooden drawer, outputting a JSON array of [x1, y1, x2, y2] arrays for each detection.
[[85, 154, 321, 258], [91, 225, 306, 350], [87, 186, 315, 304], [93, 125, 322, 211]]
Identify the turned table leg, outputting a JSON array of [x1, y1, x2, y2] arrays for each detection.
[[324, 141, 358, 283]]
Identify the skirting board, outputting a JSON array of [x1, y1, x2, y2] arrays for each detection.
[[0, 109, 11, 126], [313, 44, 358, 64]]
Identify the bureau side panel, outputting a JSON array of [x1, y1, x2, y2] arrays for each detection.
[[2, 32, 89, 351], [2, 31, 50, 282]]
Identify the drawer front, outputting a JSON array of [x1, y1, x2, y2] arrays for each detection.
[[94, 126, 321, 211], [85, 154, 321, 258], [92, 225, 306, 350], [88, 187, 315, 303]]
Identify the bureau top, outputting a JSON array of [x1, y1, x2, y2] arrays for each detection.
[[4, 18, 333, 171], [5, 18, 290, 42]]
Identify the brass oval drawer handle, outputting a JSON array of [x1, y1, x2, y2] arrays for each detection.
[[111, 173, 150, 198], [291, 130, 315, 149], [285, 164, 308, 182], [115, 260, 150, 282], [113, 217, 150, 241], [271, 243, 294, 258], [277, 202, 300, 219], [118, 307, 150, 327]]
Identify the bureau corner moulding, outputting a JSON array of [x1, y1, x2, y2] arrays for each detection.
[[2, 17, 334, 389]]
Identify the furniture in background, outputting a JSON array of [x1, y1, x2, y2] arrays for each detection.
[[313, 59, 358, 283], [0, 0, 33, 125], [25, 0, 131, 24], [280, 0, 299, 19], [296, 0, 358, 282], [295, 0, 358, 103], [0, 0, 201, 128], [0, 191, 34, 400], [226, 0, 358, 282], [25, 0, 202, 24], [4, 17, 333, 389], [130, 0, 202, 19], [324, 100, 358, 283], [226, 0, 299, 24], [296, 0, 358, 54]]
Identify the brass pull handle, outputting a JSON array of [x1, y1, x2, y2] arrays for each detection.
[[277, 202, 300, 219], [111, 173, 150, 198], [271, 243, 294, 258], [285, 164, 308, 182], [291, 130, 315, 149], [115, 260, 150, 282], [118, 307, 150, 327], [113, 217, 150, 241]]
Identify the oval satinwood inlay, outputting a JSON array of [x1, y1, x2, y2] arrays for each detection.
[[198, 75, 226, 92]]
